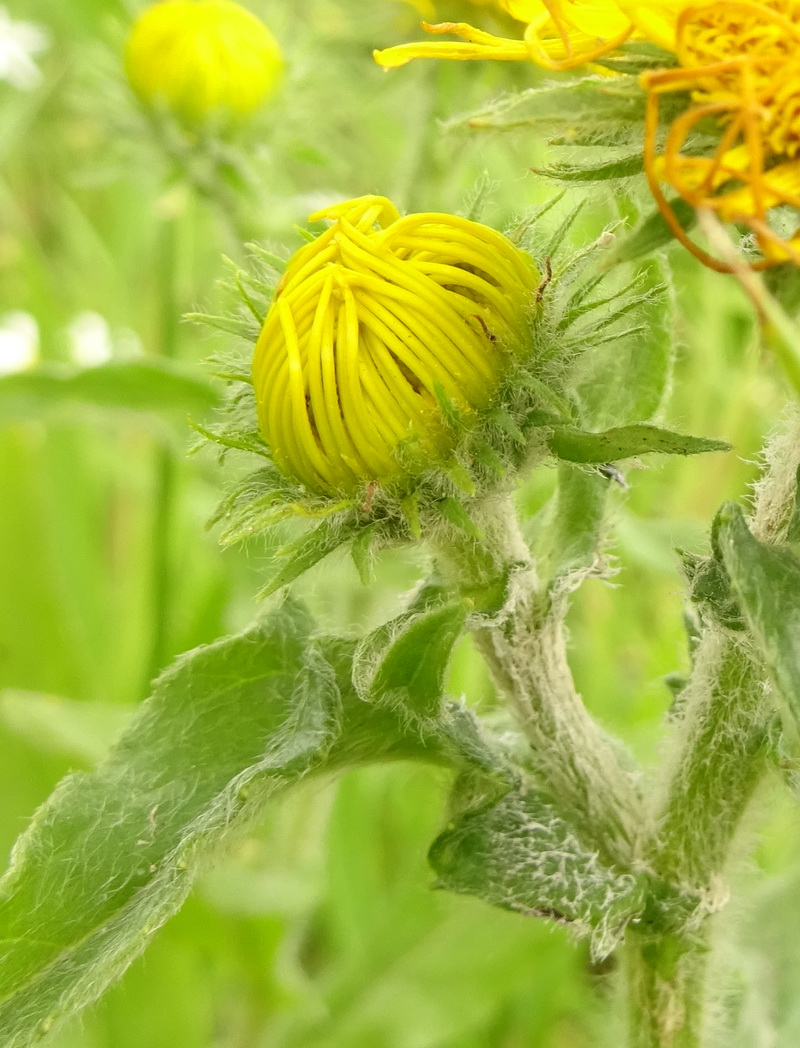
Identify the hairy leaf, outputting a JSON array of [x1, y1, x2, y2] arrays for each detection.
[[258, 517, 356, 597], [461, 77, 647, 148], [353, 603, 467, 718], [429, 783, 646, 959], [533, 463, 609, 584], [0, 600, 510, 1046], [605, 198, 697, 266], [533, 154, 643, 183], [717, 503, 800, 722], [548, 424, 730, 464], [574, 259, 674, 427]]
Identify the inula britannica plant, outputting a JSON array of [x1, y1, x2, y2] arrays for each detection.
[[4, 2, 800, 1047]]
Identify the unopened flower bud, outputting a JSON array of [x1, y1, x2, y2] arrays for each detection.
[[125, 0, 282, 126], [252, 196, 539, 494]]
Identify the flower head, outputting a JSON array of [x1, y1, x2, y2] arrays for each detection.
[[252, 196, 539, 494], [640, 1, 800, 268], [125, 0, 282, 126]]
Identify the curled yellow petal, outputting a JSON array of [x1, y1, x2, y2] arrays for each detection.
[[253, 196, 539, 494]]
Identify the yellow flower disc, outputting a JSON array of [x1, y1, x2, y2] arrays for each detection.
[[252, 196, 539, 494], [125, 0, 282, 125], [641, 0, 800, 268]]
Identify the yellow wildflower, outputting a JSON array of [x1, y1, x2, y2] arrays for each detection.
[[639, 1, 800, 269], [252, 196, 539, 494], [125, 0, 282, 126], [374, 0, 634, 73]]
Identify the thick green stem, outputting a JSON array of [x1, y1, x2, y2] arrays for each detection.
[[625, 636, 772, 1048], [433, 494, 644, 868], [625, 937, 708, 1048], [654, 638, 771, 888], [624, 413, 800, 1047]]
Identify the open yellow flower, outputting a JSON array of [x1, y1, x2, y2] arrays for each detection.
[[125, 0, 282, 126], [379, 0, 800, 270], [252, 196, 539, 494], [639, 1, 800, 269], [375, 0, 634, 73]]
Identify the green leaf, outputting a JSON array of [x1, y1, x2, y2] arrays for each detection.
[[574, 259, 674, 427], [349, 521, 383, 586], [717, 503, 800, 722], [604, 198, 697, 266], [429, 783, 646, 959], [462, 76, 647, 148], [594, 41, 678, 76], [533, 463, 609, 583], [353, 603, 468, 718], [0, 360, 219, 423], [533, 154, 643, 183], [681, 509, 747, 631], [548, 424, 730, 464], [437, 497, 482, 539], [259, 517, 355, 598], [0, 601, 505, 1046]]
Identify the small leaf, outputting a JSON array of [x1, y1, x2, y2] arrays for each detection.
[[534, 463, 608, 583], [353, 603, 467, 717], [429, 784, 646, 959], [717, 503, 800, 723], [548, 424, 730, 463], [259, 518, 353, 597], [533, 154, 643, 183], [574, 259, 674, 427], [438, 497, 483, 539], [444, 459, 477, 496], [184, 311, 259, 340], [190, 421, 271, 458], [350, 521, 383, 586], [0, 360, 219, 422], [604, 198, 697, 266], [462, 76, 647, 148]]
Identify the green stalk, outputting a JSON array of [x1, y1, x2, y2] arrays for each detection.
[[624, 414, 800, 1047], [432, 494, 644, 869], [625, 636, 771, 1048]]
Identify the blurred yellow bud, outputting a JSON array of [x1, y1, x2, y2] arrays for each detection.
[[252, 196, 539, 495], [125, 0, 282, 126]]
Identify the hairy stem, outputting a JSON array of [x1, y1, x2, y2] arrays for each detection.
[[625, 635, 771, 1048], [433, 494, 644, 868], [625, 412, 800, 1047]]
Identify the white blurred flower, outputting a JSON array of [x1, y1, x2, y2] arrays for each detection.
[[115, 326, 144, 358], [0, 6, 49, 91], [67, 311, 114, 367], [0, 310, 39, 375]]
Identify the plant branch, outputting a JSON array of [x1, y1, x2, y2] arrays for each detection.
[[625, 411, 800, 1047], [431, 494, 644, 869]]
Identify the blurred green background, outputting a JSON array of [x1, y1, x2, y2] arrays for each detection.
[[1, 1, 798, 1045]]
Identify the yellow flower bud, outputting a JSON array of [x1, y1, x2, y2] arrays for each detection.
[[252, 196, 539, 495], [125, 0, 282, 126]]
